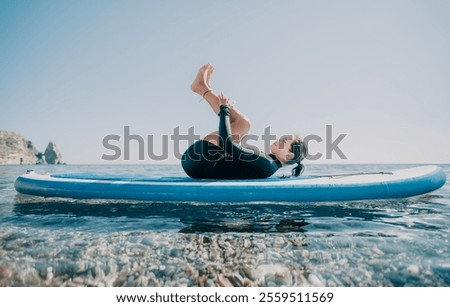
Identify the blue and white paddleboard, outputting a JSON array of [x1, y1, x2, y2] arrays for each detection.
[[15, 166, 446, 202]]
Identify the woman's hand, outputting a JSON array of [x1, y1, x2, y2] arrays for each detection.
[[218, 92, 228, 105], [219, 92, 235, 107]]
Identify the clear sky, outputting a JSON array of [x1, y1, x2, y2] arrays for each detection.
[[1, 0, 449, 164]]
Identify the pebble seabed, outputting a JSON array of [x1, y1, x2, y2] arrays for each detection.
[[1, 226, 447, 287]]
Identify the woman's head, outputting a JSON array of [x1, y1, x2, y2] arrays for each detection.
[[271, 135, 308, 176]]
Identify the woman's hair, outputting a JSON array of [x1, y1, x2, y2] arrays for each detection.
[[286, 136, 308, 177]]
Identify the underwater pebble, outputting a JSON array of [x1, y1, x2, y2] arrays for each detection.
[[302, 250, 310, 258], [72, 277, 84, 284], [228, 273, 244, 287], [18, 268, 41, 286], [308, 273, 325, 286], [217, 275, 233, 287], [243, 239, 251, 249], [273, 237, 286, 247], [241, 267, 255, 281], [204, 278, 215, 287], [169, 248, 183, 258], [372, 247, 384, 256], [407, 265, 420, 274], [46, 267, 53, 282], [74, 262, 89, 274], [178, 277, 189, 285]]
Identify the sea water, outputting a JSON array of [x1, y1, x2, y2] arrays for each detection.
[[0, 164, 449, 286]]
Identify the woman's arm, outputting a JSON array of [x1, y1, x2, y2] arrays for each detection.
[[218, 104, 281, 176], [202, 91, 251, 146]]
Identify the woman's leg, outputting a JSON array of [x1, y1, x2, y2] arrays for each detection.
[[190, 64, 251, 146], [181, 140, 224, 179]]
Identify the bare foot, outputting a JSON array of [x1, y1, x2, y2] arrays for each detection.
[[191, 64, 214, 96], [206, 64, 214, 88]]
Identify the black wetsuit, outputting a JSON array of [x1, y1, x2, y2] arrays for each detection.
[[181, 104, 281, 179]]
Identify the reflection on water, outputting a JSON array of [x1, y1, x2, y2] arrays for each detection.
[[12, 197, 428, 234]]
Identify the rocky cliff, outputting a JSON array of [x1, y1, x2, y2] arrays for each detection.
[[0, 131, 64, 165], [44, 142, 63, 164]]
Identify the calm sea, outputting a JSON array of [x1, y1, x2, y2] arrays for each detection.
[[0, 164, 449, 286]]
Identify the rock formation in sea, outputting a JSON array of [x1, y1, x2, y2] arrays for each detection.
[[0, 130, 64, 165], [0, 131, 38, 164], [44, 142, 63, 164]]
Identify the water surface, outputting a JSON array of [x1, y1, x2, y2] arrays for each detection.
[[0, 164, 449, 286]]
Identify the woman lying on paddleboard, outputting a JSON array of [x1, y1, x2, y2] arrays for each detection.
[[182, 64, 307, 179]]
